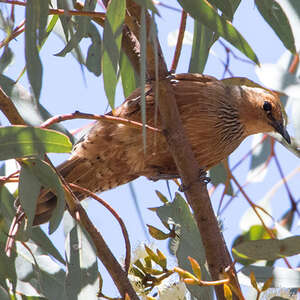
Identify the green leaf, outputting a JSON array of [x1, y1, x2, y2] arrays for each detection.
[[31, 227, 65, 264], [239, 265, 300, 288], [21, 159, 66, 234], [0, 126, 72, 161], [132, 0, 158, 14], [0, 47, 13, 74], [19, 162, 42, 227], [209, 162, 233, 195], [247, 134, 271, 183], [102, 0, 125, 108], [177, 0, 259, 64], [255, 0, 296, 54], [65, 225, 99, 300], [188, 20, 214, 73], [156, 193, 213, 298], [208, 0, 233, 20], [120, 51, 138, 98], [0, 74, 74, 143], [86, 23, 102, 76], [13, 240, 67, 299], [233, 236, 300, 261], [25, 0, 46, 101]]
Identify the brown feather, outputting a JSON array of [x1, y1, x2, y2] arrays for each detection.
[[31, 73, 288, 225]]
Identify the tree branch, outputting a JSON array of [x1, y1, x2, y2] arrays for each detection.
[[124, 2, 239, 298]]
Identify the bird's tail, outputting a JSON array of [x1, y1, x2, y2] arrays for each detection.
[[32, 157, 85, 226]]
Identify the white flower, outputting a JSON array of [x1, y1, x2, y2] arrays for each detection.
[[158, 280, 187, 300]]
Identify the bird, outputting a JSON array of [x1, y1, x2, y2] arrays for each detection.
[[22, 73, 290, 226]]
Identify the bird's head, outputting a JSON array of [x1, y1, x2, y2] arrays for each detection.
[[239, 87, 290, 144]]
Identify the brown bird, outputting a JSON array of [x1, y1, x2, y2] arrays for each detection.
[[30, 73, 290, 225]]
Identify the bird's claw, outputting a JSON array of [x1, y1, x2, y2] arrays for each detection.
[[178, 169, 210, 192]]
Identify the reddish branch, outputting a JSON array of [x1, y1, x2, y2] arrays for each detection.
[[69, 183, 131, 274]]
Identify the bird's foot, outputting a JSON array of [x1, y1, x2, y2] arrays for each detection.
[[178, 169, 210, 192]]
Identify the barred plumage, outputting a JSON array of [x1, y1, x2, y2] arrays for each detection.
[[26, 73, 289, 225]]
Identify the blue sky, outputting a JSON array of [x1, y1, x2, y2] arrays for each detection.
[[1, 0, 300, 297]]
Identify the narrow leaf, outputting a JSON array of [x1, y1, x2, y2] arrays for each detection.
[[102, 0, 125, 108], [25, 0, 44, 100], [177, 0, 259, 64], [19, 162, 42, 227], [233, 236, 300, 261], [65, 225, 99, 300], [0, 126, 72, 161], [21, 159, 66, 234], [255, 0, 296, 54]]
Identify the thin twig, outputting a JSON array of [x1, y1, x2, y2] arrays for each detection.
[[40, 111, 161, 133], [69, 183, 131, 274], [170, 10, 187, 73]]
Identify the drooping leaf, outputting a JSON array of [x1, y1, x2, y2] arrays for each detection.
[[102, 0, 126, 108], [156, 193, 213, 298], [120, 51, 138, 98], [19, 162, 42, 227], [209, 161, 233, 195], [13, 240, 67, 299], [86, 23, 102, 76], [233, 236, 300, 261], [132, 0, 158, 14], [255, 0, 296, 54], [65, 224, 99, 300], [0, 126, 72, 161], [207, 0, 234, 20], [31, 227, 65, 264], [177, 0, 259, 64], [188, 20, 215, 74], [25, 0, 48, 101], [0, 74, 74, 143], [0, 47, 13, 74], [239, 265, 300, 289], [247, 134, 271, 183], [20, 159, 66, 234]]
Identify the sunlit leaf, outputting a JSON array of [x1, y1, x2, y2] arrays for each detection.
[[102, 0, 125, 108], [0, 74, 74, 143], [177, 0, 259, 64], [0, 126, 72, 161], [25, 0, 47, 100], [0, 47, 13, 74], [19, 162, 42, 227], [255, 0, 296, 54], [233, 236, 300, 261], [247, 134, 271, 183], [19, 159, 66, 234], [65, 224, 98, 300], [156, 193, 213, 298]]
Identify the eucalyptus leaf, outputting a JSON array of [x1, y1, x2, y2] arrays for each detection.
[[177, 0, 259, 64], [156, 193, 213, 299], [19, 162, 42, 227], [0, 126, 72, 161], [25, 0, 45, 101], [255, 0, 296, 53], [65, 225, 98, 300], [102, 0, 125, 108], [0, 74, 74, 143], [233, 236, 300, 261], [0, 47, 13, 74], [247, 134, 271, 183], [20, 159, 66, 234]]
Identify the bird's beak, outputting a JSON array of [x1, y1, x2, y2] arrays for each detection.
[[271, 120, 291, 144]]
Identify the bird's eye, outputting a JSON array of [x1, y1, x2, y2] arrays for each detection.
[[263, 101, 272, 112]]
